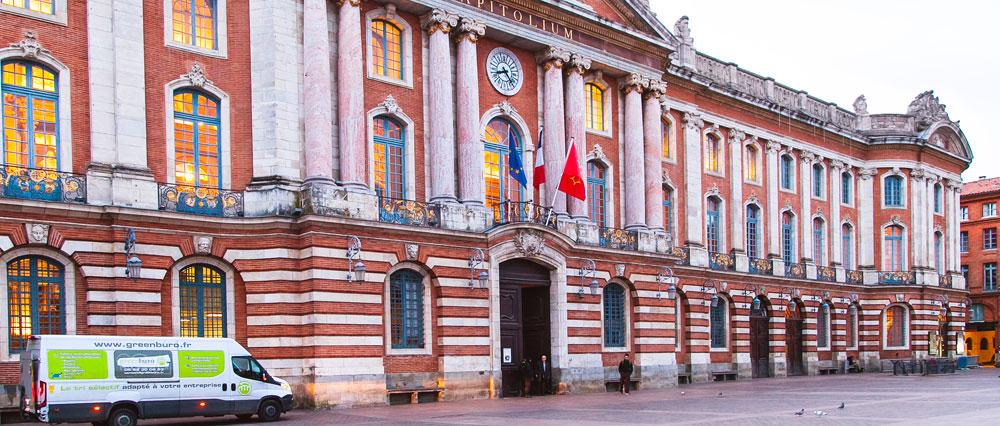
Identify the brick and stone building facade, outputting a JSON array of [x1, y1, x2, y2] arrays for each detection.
[[0, 0, 973, 408], [960, 177, 1000, 364]]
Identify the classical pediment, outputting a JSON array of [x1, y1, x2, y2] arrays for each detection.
[[552, 0, 673, 42]]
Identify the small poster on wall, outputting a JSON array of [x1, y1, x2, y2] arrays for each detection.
[[502, 348, 512, 364]]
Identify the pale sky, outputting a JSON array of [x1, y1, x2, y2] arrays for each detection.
[[648, 0, 998, 182]]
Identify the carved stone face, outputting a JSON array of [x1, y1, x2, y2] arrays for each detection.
[[29, 224, 46, 243], [405, 244, 419, 260], [196, 237, 211, 253]]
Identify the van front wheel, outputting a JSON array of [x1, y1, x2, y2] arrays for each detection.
[[106, 407, 137, 426], [257, 400, 281, 422]]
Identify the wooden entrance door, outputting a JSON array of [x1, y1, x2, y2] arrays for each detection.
[[750, 316, 770, 378], [786, 318, 804, 376], [499, 260, 551, 397]]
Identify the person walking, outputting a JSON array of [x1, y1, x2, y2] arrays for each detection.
[[618, 354, 634, 395], [536, 355, 552, 395], [519, 358, 533, 397]]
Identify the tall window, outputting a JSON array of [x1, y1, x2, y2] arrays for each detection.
[[674, 297, 684, 352], [706, 196, 721, 253], [663, 187, 674, 237], [934, 183, 943, 214], [483, 118, 523, 221], [817, 303, 830, 349], [179, 264, 226, 338], [661, 120, 671, 159], [782, 211, 795, 263], [744, 145, 758, 181], [884, 175, 903, 207], [961, 206, 968, 220], [2, 60, 58, 170], [962, 265, 969, 282], [746, 205, 760, 259], [883, 225, 904, 271], [603, 283, 626, 348], [984, 228, 997, 250], [847, 304, 859, 348], [812, 164, 824, 198], [710, 297, 727, 349], [585, 83, 605, 132], [172, 0, 217, 50], [390, 269, 424, 349], [841, 172, 852, 204], [780, 154, 794, 190], [969, 304, 985, 322], [960, 231, 969, 253], [1, 0, 54, 14], [985, 263, 997, 292], [705, 134, 720, 172], [370, 19, 403, 80], [173, 90, 221, 190], [934, 232, 943, 274], [372, 116, 405, 199], [885, 305, 907, 348], [813, 218, 825, 265], [842, 224, 854, 270], [985, 202, 997, 218], [588, 161, 608, 227], [7, 256, 64, 353]]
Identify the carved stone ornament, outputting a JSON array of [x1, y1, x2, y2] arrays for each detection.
[[588, 143, 609, 165], [674, 16, 692, 44], [895, 294, 905, 303], [850, 293, 859, 303], [765, 140, 782, 153], [907, 90, 950, 129], [782, 202, 793, 212], [456, 17, 486, 42], [857, 168, 876, 180], [830, 160, 847, 170], [405, 243, 419, 260], [823, 291, 831, 300], [536, 46, 571, 68], [853, 95, 868, 115], [513, 230, 545, 257], [746, 193, 759, 206], [182, 64, 212, 88], [706, 184, 721, 197], [26, 223, 50, 244], [566, 53, 592, 74], [888, 215, 903, 226], [662, 171, 673, 187], [10, 31, 49, 58], [615, 263, 626, 277], [645, 78, 667, 97], [814, 208, 824, 219], [682, 112, 704, 130], [379, 95, 401, 115], [194, 236, 213, 254], [933, 224, 943, 233], [496, 100, 515, 117], [620, 73, 647, 93], [421, 9, 459, 34], [729, 129, 746, 144]]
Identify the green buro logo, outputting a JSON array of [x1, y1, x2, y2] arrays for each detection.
[[237, 382, 252, 395]]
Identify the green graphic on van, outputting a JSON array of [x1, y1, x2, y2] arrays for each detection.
[[48, 350, 109, 380], [177, 350, 225, 378], [237, 382, 252, 395], [114, 350, 174, 379]]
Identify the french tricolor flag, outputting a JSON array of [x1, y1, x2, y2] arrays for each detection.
[[533, 127, 544, 188]]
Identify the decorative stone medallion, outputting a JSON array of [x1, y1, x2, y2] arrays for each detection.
[[405, 243, 419, 260], [194, 236, 213, 254], [615, 263, 625, 277], [513, 230, 544, 257], [26, 223, 49, 244]]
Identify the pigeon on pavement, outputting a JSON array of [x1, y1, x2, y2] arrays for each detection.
[[794, 409, 804, 416], [717, 392, 723, 397], [838, 402, 845, 409]]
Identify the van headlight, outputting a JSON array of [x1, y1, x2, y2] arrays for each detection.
[[280, 383, 291, 391]]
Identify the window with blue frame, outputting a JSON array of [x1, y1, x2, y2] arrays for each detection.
[[817, 303, 830, 349], [782, 211, 795, 263], [2, 60, 59, 170], [603, 283, 626, 347], [934, 232, 943, 274], [7, 256, 65, 353], [934, 184, 942, 214], [884, 175, 903, 207], [483, 118, 523, 221], [985, 263, 997, 292], [812, 164, 824, 198], [173, 89, 221, 190], [883, 225, 904, 271], [372, 116, 405, 199], [847, 304, 859, 348], [842, 224, 853, 270], [813, 218, 825, 265], [390, 269, 424, 349], [746, 205, 760, 259], [179, 264, 226, 338], [780, 154, 794, 190], [370, 19, 403, 80], [172, 0, 218, 50], [588, 161, 608, 227], [706, 197, 721, 253], [960, 231, 968, 253], [969, 304, 985, 322], [709, 298, 727, 348], [663, 187, 674, 236], [841, 172, 851, 204]]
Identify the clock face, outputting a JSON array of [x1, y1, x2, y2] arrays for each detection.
[[486, 48, 523, 96]]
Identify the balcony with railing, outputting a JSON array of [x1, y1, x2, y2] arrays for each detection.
[[597, 227, 638, 251], [845, 269, 864, 285], [158, 184, 244, 217], [491, 201, 557, 229], [0, 166, 86, 204], [785, 262, 806, 279], [378, 196, 441, 228], [878, 270, 916, 285], [817, 266, 837, 283], [748, 257, 772, 276], [709, 252, 735, 271]]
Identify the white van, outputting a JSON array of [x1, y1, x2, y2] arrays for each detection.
[[19, 335, 293, 426]]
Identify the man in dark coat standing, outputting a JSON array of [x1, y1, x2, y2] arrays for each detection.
[[536, 355, 552, 395], [618, 354, 634, 395], [518, 358, 533, 397]]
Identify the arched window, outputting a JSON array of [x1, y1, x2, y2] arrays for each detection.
[[883, 225, 904, 271], [746, 205, 760, 259], [813, 218, 825, 265], [710, 297, 727, 349], [705, 134, 720, 172], [782, 211, 795, 263], [172, 0, 217, 50], [812, 164, 824, 198], [981, 338, 990, 350], [841, 171, 852, 204], [706, 196, 721, 253], [934, 183, 943, 214], [847, 304, 859, 349], [2, 60, 59, 170], [780, 154, 794, 190], [7, 256, 65, 353], [3, 0, 53, 14], [744, 145, 758, 181], [884, 305, 908, 349], [585, 83, 605, 132], [934, 232, 943, 274], [179, 264, 226, 338], [969, 304, 985, 322], [884, 175, 904, 207], [587, 161, 608, 227], [370, 19, 403, 80], [663, 186, 674, 237], [372, 116, 405, 199], [173, 89, 221, 190], [661, 119, 671, 159], [483, 117, 523, 221], [817, 302, 830, 349], [842, 224, 854, 270], [603, 283, 626, 348], [389, 269, 424, 349]]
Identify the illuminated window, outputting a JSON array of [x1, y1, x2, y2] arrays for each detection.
[[585, 83, 605, 132], [884, 305, 908, 348], [0, 0, 53, 14], [603, 283, 626, 348], [482, 118, 522, 222], [661, 120, 671, 159], [370, 19, 403, 80], [179, 264, 226, 338], [883, 225, 904, 271], [744, 145, 758, 181], [390, 269, 424, 349], [173, 90, 221, 190], [2, 60, 58, 170], [588, 161, 608, 227], [7, 256, 64, 354], [372, 116, 405, 199], [172, 0, 217, 50], [705, 134, 720, 172]]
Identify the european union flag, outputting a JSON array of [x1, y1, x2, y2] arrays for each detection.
[[508, 135, 528, 189]]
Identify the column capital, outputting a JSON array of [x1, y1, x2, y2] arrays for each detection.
[[455, 17, 486, 43], [728, 129, 746, 144], [682, 111, 703, 131], [565, 53, 592, 75], [858, 168, 877, 180], [620, 73, 647, 94], [765, 140, 782, 153], [422, 9, 459, 35], [909, 167, 928, 181], [830, 160, 846, 171], [536, 46, 571, 70], [945, 178, 961, 191], [644, 78, 667, 98], [336, 0, 362, 7], [799, 150, 816, 164]]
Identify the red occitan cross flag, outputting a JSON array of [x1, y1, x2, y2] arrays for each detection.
[[557, 139, 586, 201]]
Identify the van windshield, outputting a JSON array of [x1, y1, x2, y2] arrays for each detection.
[[232, 356, 275, 384]]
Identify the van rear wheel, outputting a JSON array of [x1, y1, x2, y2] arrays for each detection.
[[106, 407, 137, 426], [257, 400, 281, 422]]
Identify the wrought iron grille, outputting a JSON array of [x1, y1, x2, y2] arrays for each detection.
[[159, 184, 244, 217], [598, 227, 638, 251], [748, 257, 772, 276], [0, 166, 86, 204], [817, 266, 836, 283], [709, 252, 735, 271], [846, 269, 864, 285], [492, 201, 557, 229], [878, 270, 916, 285], [784, 262, 806, 279], [378, 196, 441, 228]]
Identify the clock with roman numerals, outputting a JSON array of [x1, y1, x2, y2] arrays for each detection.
[[486, 47, 523, 96]]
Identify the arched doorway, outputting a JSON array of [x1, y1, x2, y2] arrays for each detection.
[[750, 295, 770, 378], [786, 299, 805, 376], [499, 259, 551, 397]]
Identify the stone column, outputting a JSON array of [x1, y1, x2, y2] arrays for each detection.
[[683, 112, 707, 266], [766, 142, 781, 258], [858, 169, 876, 283], [643, 80, 667, 231], [337, 0, 367, 191], [303, 0, 334, 184], [564, 53, 591, 220], [423, 10, 459, 203], [622, 74, 647, 230], [728, 130, 745, 253], [455, 18, 486, 206], [910, 169, 927, 269], [799, 151, 815, 263], [538, 47, 571, 215], [830, 161, 844, 266]]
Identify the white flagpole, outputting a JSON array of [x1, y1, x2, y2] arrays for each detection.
[[544, 137, 575, 226]]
